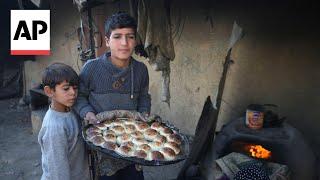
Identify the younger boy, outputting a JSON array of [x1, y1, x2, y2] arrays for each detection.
[[38, 63, 90, 180]]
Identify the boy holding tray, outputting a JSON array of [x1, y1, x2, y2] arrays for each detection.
[[74, 12, 151, 180]]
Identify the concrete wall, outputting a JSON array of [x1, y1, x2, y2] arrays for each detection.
[[149, 0, 320, 157], [148, 2, 228, 135], [24, 0, 320, 157], [24, 0, 81, 91], [214, 1, 320, 157]]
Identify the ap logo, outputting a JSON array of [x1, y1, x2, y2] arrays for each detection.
[[11, 10, 50, 55]]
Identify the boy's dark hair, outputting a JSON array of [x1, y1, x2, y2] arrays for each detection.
[[105, 12, 137, 38], [42, 63, 79, 89]]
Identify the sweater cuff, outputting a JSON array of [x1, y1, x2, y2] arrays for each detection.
[[79, 106, 95, 119]]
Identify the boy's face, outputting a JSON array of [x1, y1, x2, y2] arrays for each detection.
[[44, 80, 78, 111], [105, 27, 136, 62]]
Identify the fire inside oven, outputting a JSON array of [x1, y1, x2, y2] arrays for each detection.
[[228, 141, 272, 160]]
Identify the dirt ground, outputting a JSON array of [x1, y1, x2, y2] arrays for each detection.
[[0, 98, 183, 180], [0, 98, 42, 180]]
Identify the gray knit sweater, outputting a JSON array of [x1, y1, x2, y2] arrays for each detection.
[[74, 52, 151, 119], [73, 52, 151, 175], [38, 107, 90, 180]]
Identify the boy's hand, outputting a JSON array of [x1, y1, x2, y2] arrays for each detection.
[[84, 112, 100, 124]]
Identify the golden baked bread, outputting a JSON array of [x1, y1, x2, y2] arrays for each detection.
[[135, 122, 149, 131], [123, 118, 136, 125], [91, 136, 105, 147], [159, 127, 174, 137], [149, 141, 164, 151], [124, 124, 136, 134], [145, 151, 164, 161], [111, 125, 125, 136], [154, 135, 167, 143], [159, 147, 176, 160], [103, 133, 117, 143], [112, 119, 125, 126], [86, 126, 101, 134], [164, 142, 180, 155], [102, 129, 116, 136], [116, 133, 132, 144], [167, 134, 182, 145], [134, 150, 148, 159], [136, 144, 152, 152], [86, 131, 102, 141], [122, 141, 135, 149], [151, 122, 165, 131], [132, 138, 148, 146], [130, 131, 144, 139], [116, 145, 134, 157], [86, 115, 184, 161], [101, 141, 118, 150], [103, 119, 113, 127], [144, 128, 159, 141]]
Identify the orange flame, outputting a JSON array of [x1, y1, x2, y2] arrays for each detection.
[[246, 145, 271, 159]]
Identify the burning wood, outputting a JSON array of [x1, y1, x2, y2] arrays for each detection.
[[245, 144, 271, 159]]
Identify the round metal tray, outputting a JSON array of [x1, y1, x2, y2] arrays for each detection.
[[82, 122, 190, 166]]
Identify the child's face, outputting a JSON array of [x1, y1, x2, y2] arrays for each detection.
[[106, 27, 136, 62], [44, 80, 78, 111]]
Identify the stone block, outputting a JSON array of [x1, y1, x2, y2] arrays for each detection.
[[31, 107, 47, 135]]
